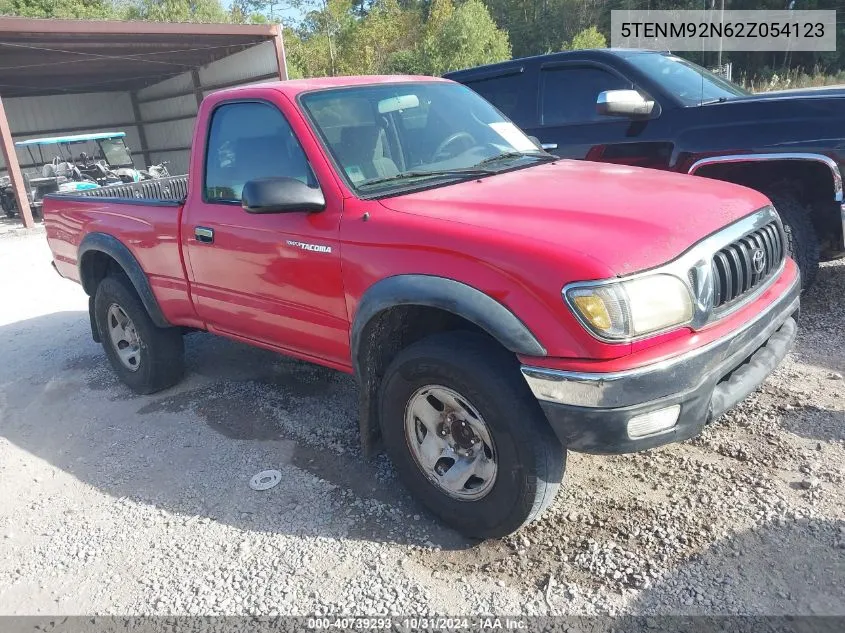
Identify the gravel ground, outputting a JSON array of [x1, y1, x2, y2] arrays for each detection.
[[0, 229, 843, 616]]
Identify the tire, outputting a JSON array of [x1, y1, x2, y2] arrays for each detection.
[[94, 274, 184, 394], [765, 191, 820, 289], [379, 332, 565, 539]]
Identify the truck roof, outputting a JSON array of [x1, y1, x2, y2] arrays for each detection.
[[444, 48, 669, 80], [222, 75, 451, 99]]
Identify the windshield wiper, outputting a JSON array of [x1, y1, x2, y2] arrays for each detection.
[[701, 96, 729, 105], [474, 150, 557, 168], [358, 168, 494, 188]]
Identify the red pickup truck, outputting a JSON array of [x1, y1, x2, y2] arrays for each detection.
[[44, 76, 800, 538]]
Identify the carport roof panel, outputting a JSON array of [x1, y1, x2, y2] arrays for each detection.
[[0, 17, 280, 98]]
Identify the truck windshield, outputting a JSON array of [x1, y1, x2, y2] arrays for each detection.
[[99, 138, 133, 167], [300, 82, 553, 195], [624, 53, 750, 106]]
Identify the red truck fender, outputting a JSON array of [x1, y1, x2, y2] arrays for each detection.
[[350, 273, 547, 457], [78, 232, 171, 331], [350, 274, 546, 374]]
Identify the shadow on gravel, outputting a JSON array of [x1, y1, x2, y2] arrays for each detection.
[[632, 518, 845, 616], [779, 406, 845, 443], [0, 311, 472, 552]]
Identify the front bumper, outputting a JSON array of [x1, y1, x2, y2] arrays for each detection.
[[521, 274, 800, 454]]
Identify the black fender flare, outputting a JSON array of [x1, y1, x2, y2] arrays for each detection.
[[351, 274, 546, 377], [78, 232, 170, 328]]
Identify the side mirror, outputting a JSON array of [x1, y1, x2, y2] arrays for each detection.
[[596, 90, 655, 117], [242, 177, 325, 214]]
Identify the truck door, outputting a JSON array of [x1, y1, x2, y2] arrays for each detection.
[[181, 100, 349, 368], [526, 61, 673, 170]]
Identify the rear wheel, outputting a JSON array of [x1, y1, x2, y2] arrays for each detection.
[[379, 332, 565, 538], [94, 275, 184, 394]]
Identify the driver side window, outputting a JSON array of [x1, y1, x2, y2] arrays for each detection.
[[204, 101, 315, 203], [541, 66, 631, 126]]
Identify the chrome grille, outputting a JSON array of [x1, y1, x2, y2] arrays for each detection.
[[711, 221, 784, 309]]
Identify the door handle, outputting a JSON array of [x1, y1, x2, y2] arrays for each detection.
[[541, 143, 558, 150], [195, 227, 214, 243]]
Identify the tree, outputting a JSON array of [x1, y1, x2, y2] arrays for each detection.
[[122, 0, 229, 22], [385, 49, 427, 74], [566, 25, 606, 50], [339, 0, 420, 75], [389, 0, 510, 76], [230, 0, 311, 22], [228, 0, 275, 23], [290, 0, 357, 76], [436, 0, 510, 74], [0, 0, 114, 19]]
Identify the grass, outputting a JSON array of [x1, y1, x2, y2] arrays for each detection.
[[741, 68, 845, 92]]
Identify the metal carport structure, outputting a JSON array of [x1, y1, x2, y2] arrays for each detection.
[[0, 17, 287, 228]]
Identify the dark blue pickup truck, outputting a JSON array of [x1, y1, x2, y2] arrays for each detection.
[[446, 49, 845, 288]]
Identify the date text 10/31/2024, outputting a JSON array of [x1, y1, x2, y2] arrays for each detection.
[[306, 617, 528, 630]]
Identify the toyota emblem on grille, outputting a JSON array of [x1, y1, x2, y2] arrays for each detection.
[[752, 248, 766, 274]]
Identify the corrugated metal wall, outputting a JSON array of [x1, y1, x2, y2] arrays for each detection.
[[136, 41, 281, 175], [199, 40, 279, 87], [1, 40, 280, 180], [0, 91, 139, 176]]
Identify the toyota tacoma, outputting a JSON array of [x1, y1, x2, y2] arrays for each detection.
[[43, 76, 800, 538]]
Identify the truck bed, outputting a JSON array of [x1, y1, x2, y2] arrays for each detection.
[[64, 174, 188, 202], [43, 174, 197, 328]]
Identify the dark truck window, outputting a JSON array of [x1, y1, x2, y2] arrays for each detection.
[[204, 101, 314, 203], [623, 53, 749, 105], [464, 71, 535, 128], [541, 67, 630, 126]]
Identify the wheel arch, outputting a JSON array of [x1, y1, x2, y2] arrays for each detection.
[[688, 152, 844, 254], [78, 232, 170, 329], [350, 274, 546, 457], [688, 152, 842, 202], [351, 275, 545, 375]]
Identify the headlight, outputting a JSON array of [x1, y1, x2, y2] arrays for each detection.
[[565, 274, 693, 341]]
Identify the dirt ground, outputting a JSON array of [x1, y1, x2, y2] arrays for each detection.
[[0, 228, 842, 616]]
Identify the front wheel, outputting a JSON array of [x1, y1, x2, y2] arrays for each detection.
[[765, 191, 820, 289], [379, 332, 565, 538]]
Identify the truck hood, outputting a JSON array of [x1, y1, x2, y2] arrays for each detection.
[[728, 87, 845, 102], [378, 160, 769, 276]]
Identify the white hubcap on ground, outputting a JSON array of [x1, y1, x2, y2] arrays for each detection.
[[107, 304, 141, 372], [404, 385, 497, 501]]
